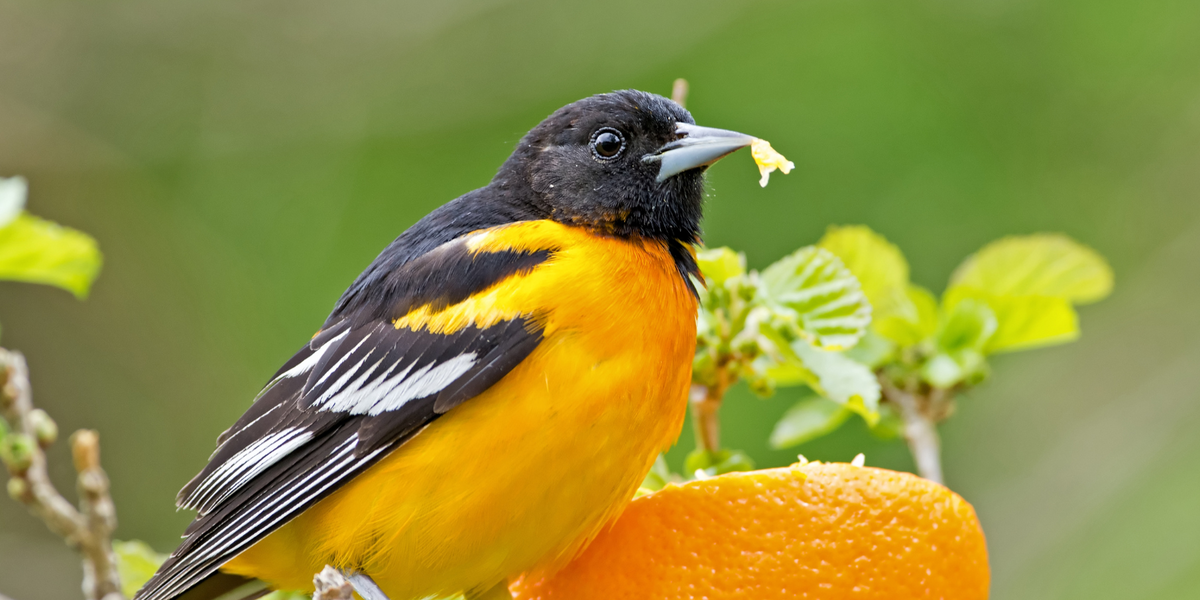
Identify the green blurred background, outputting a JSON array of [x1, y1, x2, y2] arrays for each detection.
[[2, 0, 1198, 597]]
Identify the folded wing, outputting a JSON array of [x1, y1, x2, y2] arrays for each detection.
[[136, 231, 553, 600]]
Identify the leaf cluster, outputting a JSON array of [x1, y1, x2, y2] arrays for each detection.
[[768, 225, 1113, 448], [642, 242, 876, 487], [691, 244, 876, 418]]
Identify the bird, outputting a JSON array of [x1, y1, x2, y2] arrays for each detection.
[[135, 89, 760, 600]]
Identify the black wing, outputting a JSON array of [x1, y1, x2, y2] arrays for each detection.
[[135, 231, 552, 600]]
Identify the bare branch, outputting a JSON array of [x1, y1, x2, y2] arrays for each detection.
[[878, 374, 944, 485], [690, 358, 735, 458], [73, 430, 122, 600], [0, 348, 124, 600], [671, 78, 689, 108], [689, 384, 717, 455]]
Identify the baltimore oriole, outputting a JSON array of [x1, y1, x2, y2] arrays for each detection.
[[135, 90, 760, 600]]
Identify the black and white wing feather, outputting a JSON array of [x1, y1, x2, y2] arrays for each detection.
[[135, 226, 552, 600]]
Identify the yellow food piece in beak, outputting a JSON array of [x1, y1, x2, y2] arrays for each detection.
[[750, 139, 795, 187]]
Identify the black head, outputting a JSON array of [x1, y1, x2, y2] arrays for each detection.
[[494, 90, 755, 243]]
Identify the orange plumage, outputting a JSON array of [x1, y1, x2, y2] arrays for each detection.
[[222, 221, 697, 597]]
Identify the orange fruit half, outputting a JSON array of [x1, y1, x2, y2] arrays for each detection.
[[511, 461, 989, 599]]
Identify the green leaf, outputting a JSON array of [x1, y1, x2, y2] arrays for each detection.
[[941, 234, 1109, 356], [262, 591, 312, 600], [842, 329, 896, 369], [946, 287, 1079, 353], [919, 296, 998, 387], [639, 454, 681, 492], [0, 213, 102, 298], [761, 357, 815, 388], [696, 246, 745, 286], [114, 540, 167, 598], [758, 321, 881, 422], [936, 295, 997, 354], [759, 246, 872, 350], [874, 284, 939, 347], [921, 352, 966, 388], [755, 324, 818, 386], [684, 448, 755, 478], [949, 233, 1113, 304], [817, 224, 909, 310], [789, 339, 881, 422], [769, 394, 852, 448], [0, 176, 27, 228], [868, 402, 905, 440]]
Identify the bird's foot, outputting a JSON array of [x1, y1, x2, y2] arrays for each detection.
[[338, 570, 391, 600]]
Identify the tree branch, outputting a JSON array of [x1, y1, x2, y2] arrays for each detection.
[[671, 78, 689, 108], [689, 384, 718, 455], [0, 348, 124, 600], [878, 374, 944, 485], [690, 357, 735, 457]]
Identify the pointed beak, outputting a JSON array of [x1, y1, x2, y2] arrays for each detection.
[[644, 123, 757, 182]]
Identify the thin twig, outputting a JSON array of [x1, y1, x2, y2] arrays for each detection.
[[671, 78, 689, 108], [0, 348, 124, 600], [927, 385, 956, 422], [690, 361, 733, 456], [878, 374, 944, 485], [689, 384, 718, 455], [73, 430, 122, 600], [312, 566, 353, 600]]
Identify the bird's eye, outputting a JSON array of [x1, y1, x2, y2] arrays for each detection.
[[590, 128, 626, 160]]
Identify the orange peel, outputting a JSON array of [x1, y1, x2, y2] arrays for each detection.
[[512, 461, 990, 599], [750, 138, 794, 187]]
